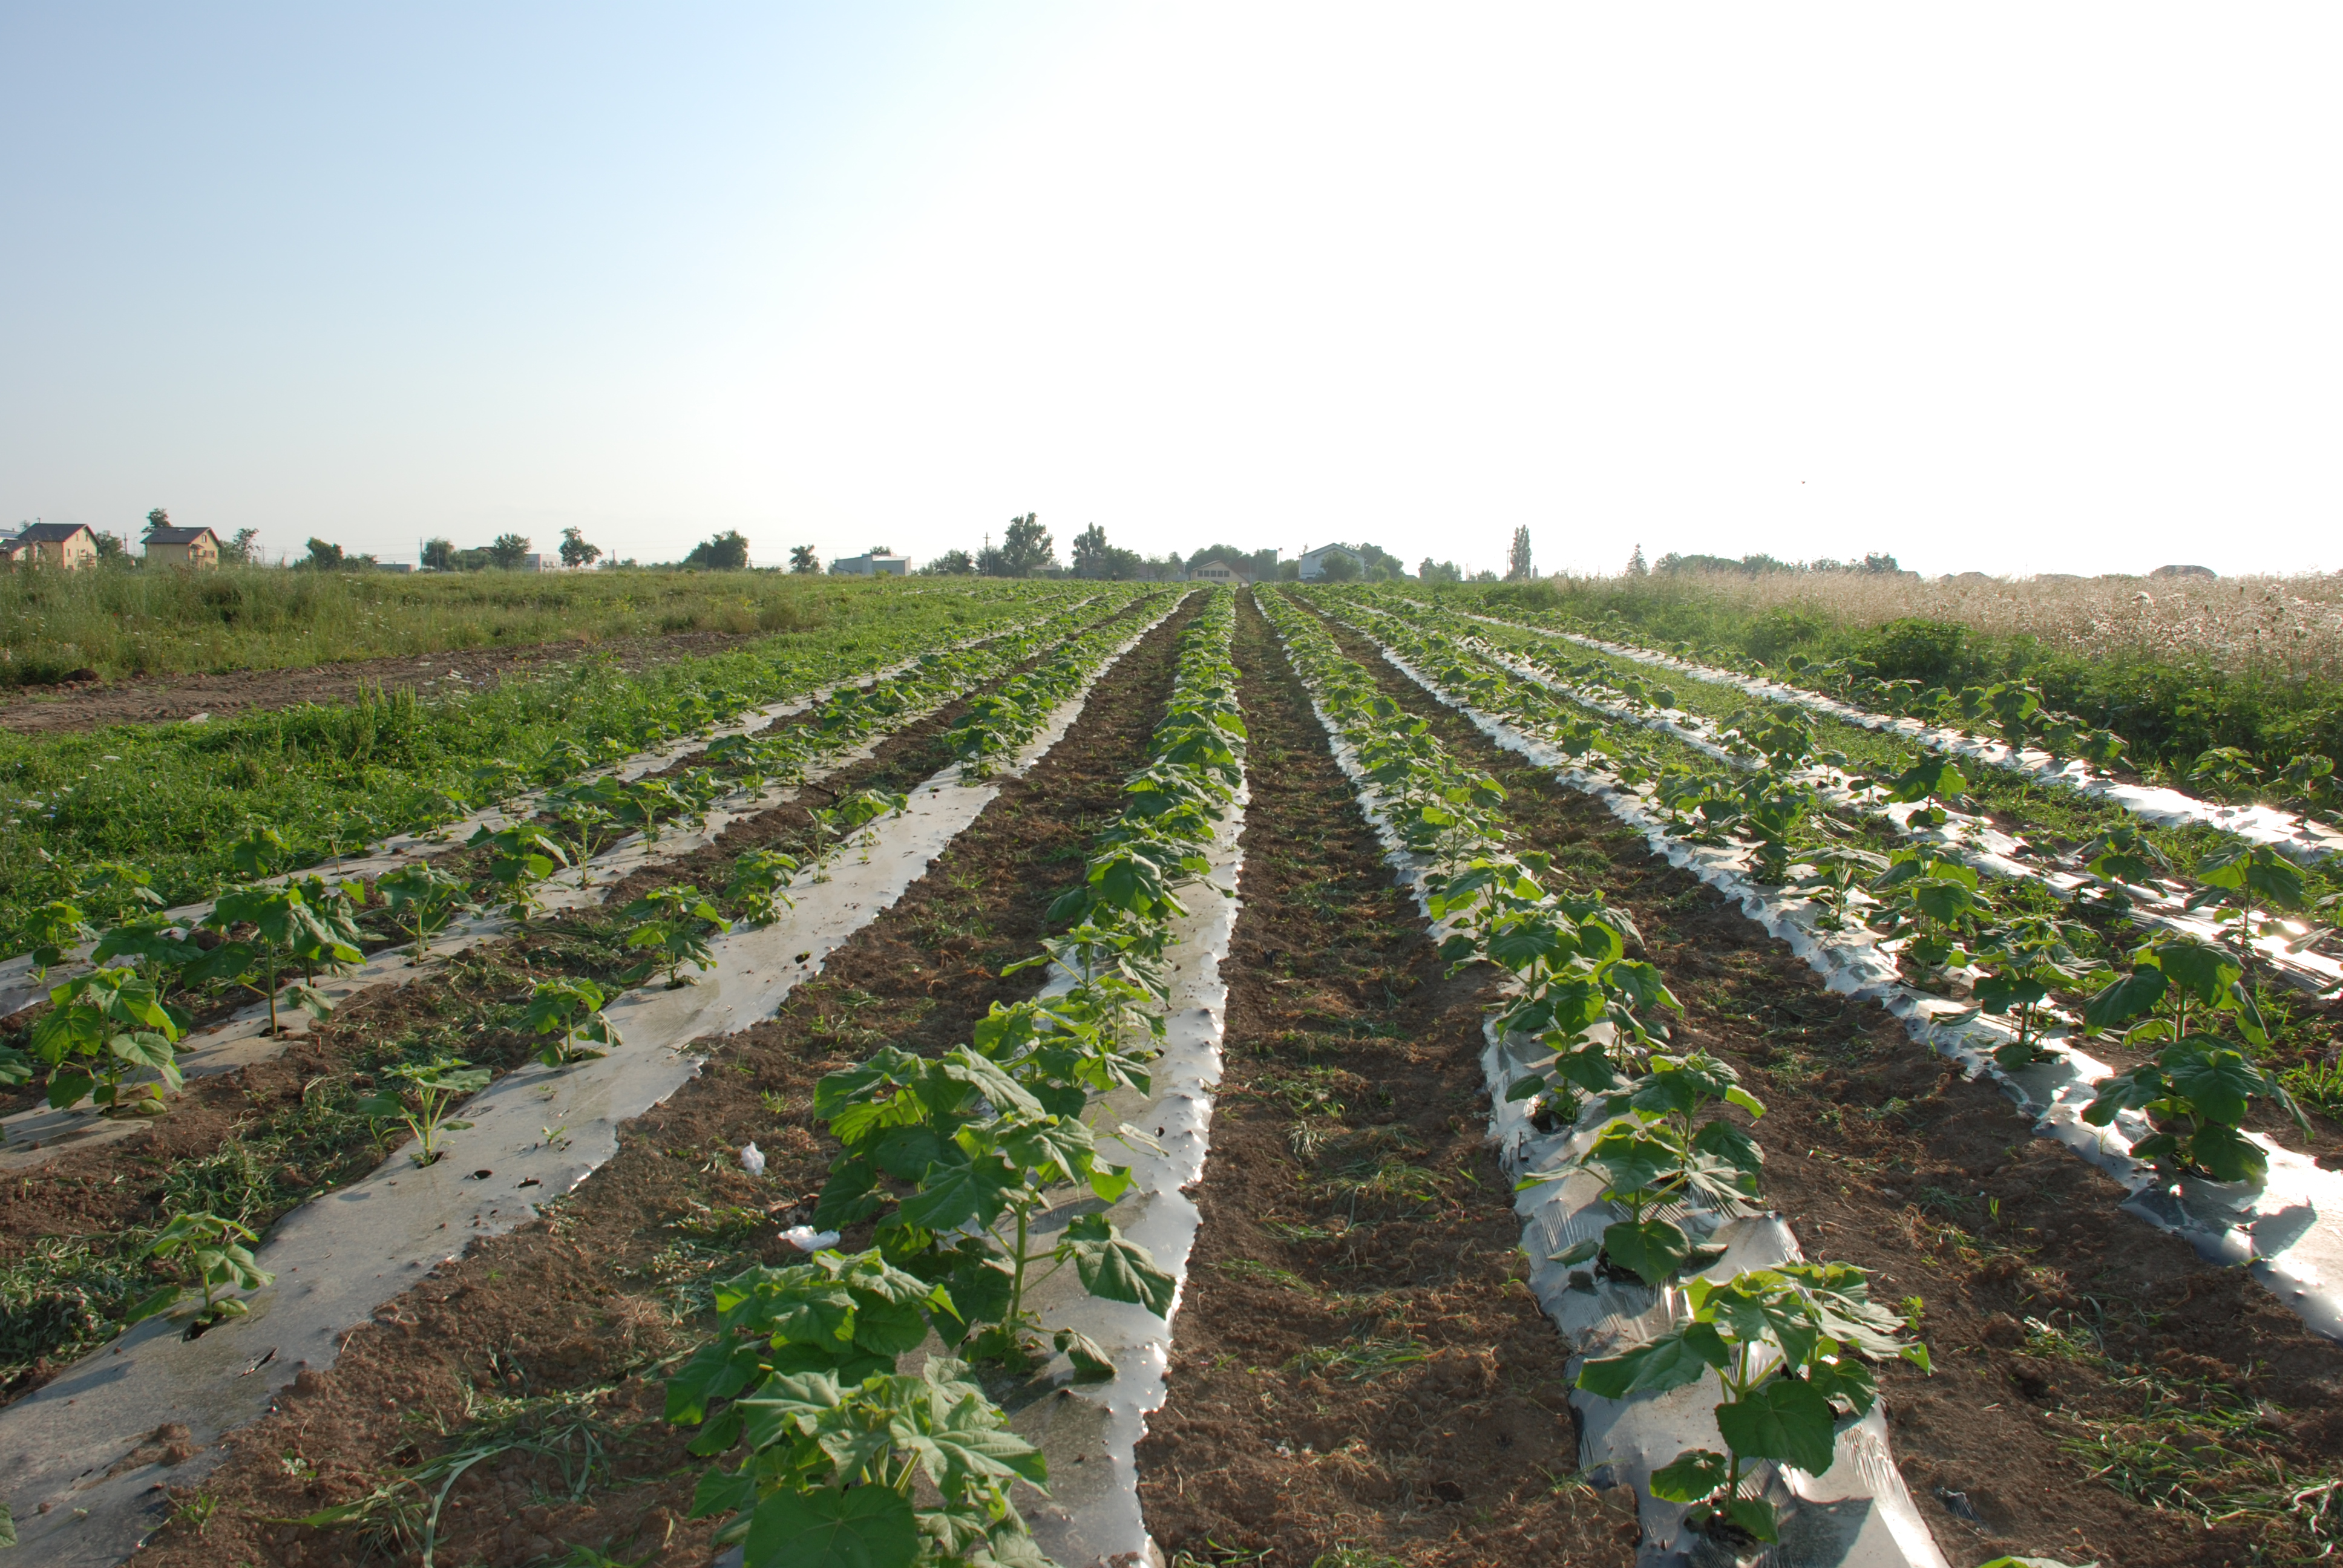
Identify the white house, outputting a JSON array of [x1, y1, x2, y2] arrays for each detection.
[[830, 554, 911, 577], [1296, 544, 1363, 581]]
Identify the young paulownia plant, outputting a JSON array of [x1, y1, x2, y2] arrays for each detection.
[[664, 1249, 1050, 1568], [31, 967, 190, 1115], [1577, 1262, 1930, 1545], [465, 821, 571, 924], [125, 1211, 275, 1329], [1538, 1054, 1766, 1287], [19, 900, 94, 981], [811, 1044, 1175, 1368], [622, 885, 733, 987], [355, 1056, 491, 1166], [183, 882, 363, 1034], [724, 848, 801, 926], [525, 977, 621, 1067], [375, 860, 476, 961]]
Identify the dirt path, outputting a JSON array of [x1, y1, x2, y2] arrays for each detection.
[[0, 630, 764, 734], [129, 600, 1202, 1568], [1131, 592, 1642, 1566], [1309, 604, 2343, 1568]]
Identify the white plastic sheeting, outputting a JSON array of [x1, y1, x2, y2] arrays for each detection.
[[1350, 626, 2343, 1347], [0, 604, 1178, 1568], [1009, 780, 1246, 1568], [1446, 607, 2343, 866], [1264, 611, 1950, 1568]]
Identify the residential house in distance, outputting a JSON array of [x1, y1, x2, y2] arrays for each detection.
[[1296, 543, 1363, 581], [1187, 557, 1251, 586], [829, 552, 911, 577], [143, 525, 221, 569], [2, 523, 100, 569]]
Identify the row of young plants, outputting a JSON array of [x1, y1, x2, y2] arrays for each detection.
[[1419, 586, 2343, 840], [0, 580, 1127, 955], [1257, 586, 1932, 1552], [1407, 587, 2343, 913], [0, 594, 1158, 1127], [660, 589, 1247, 1568], [1345, 594, 2342, 985], [1316, 592, 2328, 1200], [0, 599, 1173, 1372]]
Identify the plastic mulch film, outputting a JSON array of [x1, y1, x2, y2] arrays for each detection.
[[1008, 777, 1245, 1568], [1263, 611, 1951, 1568], [1452, 609, 2343, 867], [1352, 628, 2343, 1348], [0, 605, 1178, 1568]]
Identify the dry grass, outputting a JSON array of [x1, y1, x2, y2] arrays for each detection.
[[1571, 569, 2343, 680]]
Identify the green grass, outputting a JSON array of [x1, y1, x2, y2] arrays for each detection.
[[0, 566, 1043, 685], [0, 582, 1101, 938]]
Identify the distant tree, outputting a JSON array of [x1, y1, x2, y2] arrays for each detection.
[[302, 538, 346, 570], [1470, 568, 1498, 583], [1419, 558, 1463, 585], [1627, 544, 1648, 577], [1506, 526, 1533, 582], [144, 508, 170, 538], [484, 534, 532, 570], [1277, 560, 1302, 581], [223, 528, 261, 566], [1861, 552, 1901, 573], [788, 544, 822, 574], [1354, 541, 1406, 581], [684, 530, 750, 570], [1072, 524, 1112, 578], [1317, 550, 1362, 583], [920, 549, 975, 575], [867, 544, 893, 556], [421, 537, 455, 572], [981, 514, 1054, 576], [93, 532, 128, 563], [559, 527, 602, 569]]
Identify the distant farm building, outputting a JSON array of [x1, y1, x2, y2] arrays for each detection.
[[1296, 544, 1362, 581], [830, 554, 911, 577], [3, 523, 99, 569], [143, 526, 221, 569], [1188, 558, 1250, 586]]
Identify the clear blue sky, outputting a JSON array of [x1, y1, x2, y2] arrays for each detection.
[[4, 4, 2339, 577]]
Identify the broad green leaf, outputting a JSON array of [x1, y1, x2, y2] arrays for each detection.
[[1602, 1218, 1691, 1288], [1576, 1323, 1725, 1400], [1722, 1496, 1781, 1543], [1063, 1214, 1176, 1316], [897, 1156, 1014, 1233], [2083, 968, 2165, 1032], [1648, 1447, 1729, 1503], [1715, 1375, 1838, 1475], [743, 1485, 918, 1568], [2186, 1122, 2267, 1185], [2153, 941, 2240, 1007], [2165, 1044, 2260, 1126]]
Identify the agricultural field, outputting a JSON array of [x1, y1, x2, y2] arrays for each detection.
[[1, 580, 2339, 1568]]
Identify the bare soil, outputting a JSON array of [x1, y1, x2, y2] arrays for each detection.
[[1133, 592, 1642, 1566], [0, 630, 764, 734], [1311, 604, 2343, 1568], [131, 598, 1201, 1568]]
